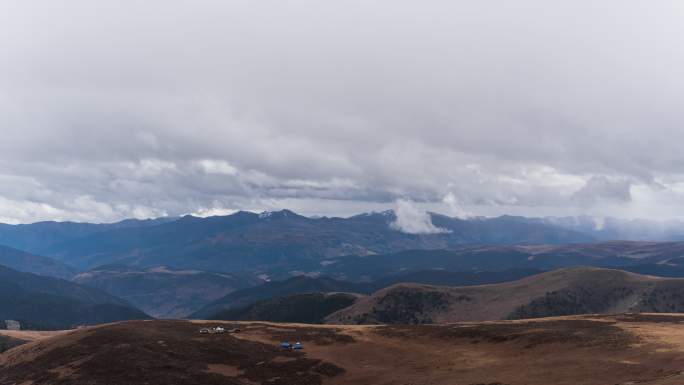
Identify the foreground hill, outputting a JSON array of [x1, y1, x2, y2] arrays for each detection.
[[0, 245, 78, 280], [4, 315, 684, 384], [327, 267, 684, 324], [8, 210, 591, 271], [0, 265, 149, 329], [73, 265, 259, 318]]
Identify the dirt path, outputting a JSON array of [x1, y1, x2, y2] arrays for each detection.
[[0, 330, 67, 342]]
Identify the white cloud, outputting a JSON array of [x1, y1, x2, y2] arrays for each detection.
[[390, 199, 450, 234], [442, 192, 472, 219]]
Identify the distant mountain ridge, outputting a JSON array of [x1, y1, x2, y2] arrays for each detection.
[[0, 217, 178, 256], [0, 210, 592, 272]]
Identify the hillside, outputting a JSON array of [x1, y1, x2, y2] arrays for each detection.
[[371, 268, 544, 289], [3, 210, 591, 271], [211, 293, 360, 323], [4, 315, 684, 384], [0, 265, 149, 330], [322, 241, 684, 281], [327, 267, 684, 324], [0, 245, 78, 279], [191, 275, 367, 319], [73, 266, 259, 318]]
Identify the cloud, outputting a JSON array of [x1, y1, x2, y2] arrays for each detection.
[[1, 1, 684, 222], [390, 199, 450, 234], [572, 176, 632, 206], [442, 192, 472, 219]]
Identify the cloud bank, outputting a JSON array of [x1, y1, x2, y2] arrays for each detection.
[[1, 1, 684, 223]]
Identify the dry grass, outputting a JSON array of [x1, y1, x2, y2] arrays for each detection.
[[5, 315, 684, 384]]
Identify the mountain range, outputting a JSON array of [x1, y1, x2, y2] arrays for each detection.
[[0, 210, 592, 274], [7, 210, 684, 328]]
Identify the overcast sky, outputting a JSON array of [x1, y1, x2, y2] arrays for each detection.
[[1, 1, 684, 224]]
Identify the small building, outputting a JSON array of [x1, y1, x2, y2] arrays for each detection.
[[3, 320, 20, 331]]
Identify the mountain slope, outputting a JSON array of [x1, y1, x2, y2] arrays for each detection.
[[28, 210, 592, 271], [211, 292, 360, 323], [190, 275, 367, 319], [370, 268, 545, 289], [73, 266, 259, 318], [327, 267, 684, 324], [322, 241, 684, 281], [0, 245, 78, 279], [0, 265, 149, 329]]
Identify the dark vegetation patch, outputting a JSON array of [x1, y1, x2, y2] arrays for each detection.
[[192, 276, 366, 319], [0, 321, 345, 385], [376, 319, 638, 349], [345, 287, 452, 324], [635, 283, 684, 313], [212, 293, 357, 324], [0, 335, 26, 353], [507, 286, 635, 319]]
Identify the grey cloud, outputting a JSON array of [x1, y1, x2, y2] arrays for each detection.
[[1, 1, 684, 223], [572, 176, 632, 206]]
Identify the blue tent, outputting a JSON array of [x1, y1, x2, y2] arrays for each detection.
[[293, 342, 303, 350], [281, 342, 291, 349]]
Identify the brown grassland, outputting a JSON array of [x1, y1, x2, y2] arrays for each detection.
[[4, 314, 684, 384]]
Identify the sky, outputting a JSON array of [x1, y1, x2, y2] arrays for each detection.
[[1, 1, 684, 224]]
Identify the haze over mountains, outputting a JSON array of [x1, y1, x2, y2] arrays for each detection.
[[7, 209, 684, 324]]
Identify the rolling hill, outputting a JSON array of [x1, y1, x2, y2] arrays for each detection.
[[327, 267, 684, 324], [192, 270, 546, 320], [73, 265, 260, 318], [0, 265, 149, 330], [190, 275, 367, 319]]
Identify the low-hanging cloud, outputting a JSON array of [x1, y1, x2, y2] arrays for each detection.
[[390, 199, 450, 234]]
